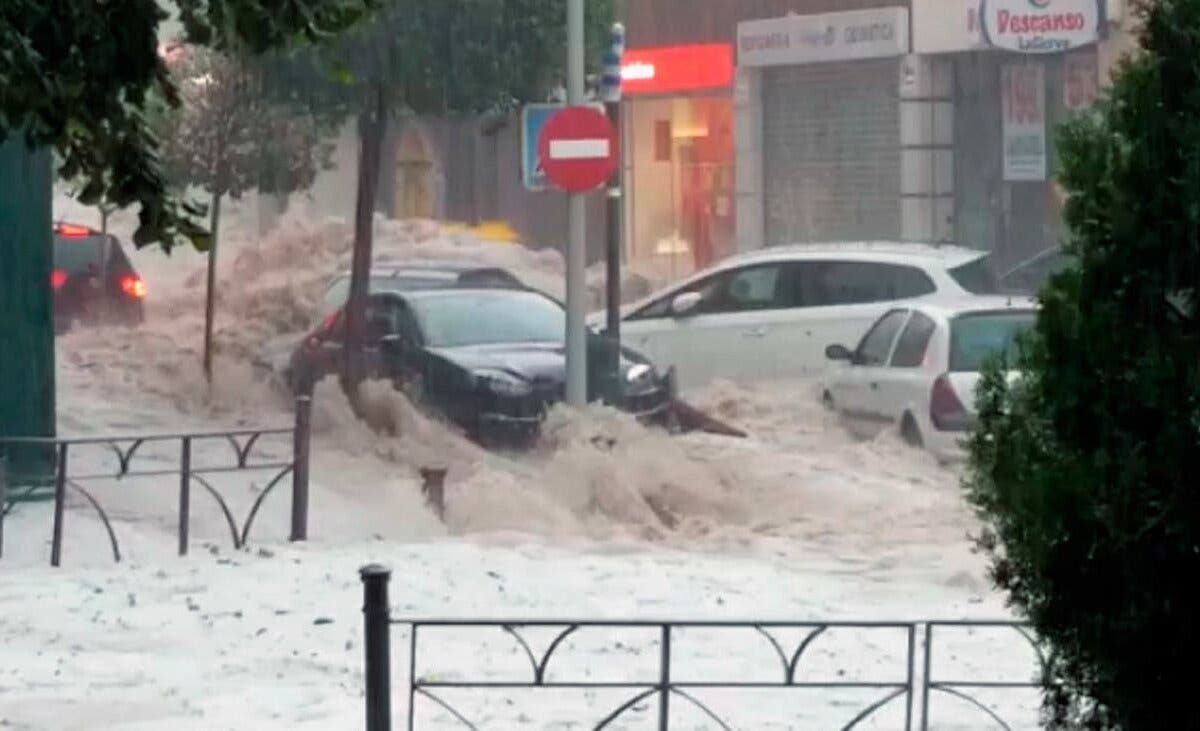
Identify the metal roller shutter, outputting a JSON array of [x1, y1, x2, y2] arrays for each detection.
[[762, 59, 901, 245]]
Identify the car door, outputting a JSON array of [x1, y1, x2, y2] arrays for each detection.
[[620, 283, 696, 375], [833, 309, 909, 436], [878, 309, 939, 425], [621, 263, 789, 390]]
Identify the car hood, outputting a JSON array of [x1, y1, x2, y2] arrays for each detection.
[[425, 341, 653, 384]]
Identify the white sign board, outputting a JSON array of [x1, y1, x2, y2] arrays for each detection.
[[982, 0, 1101, 54], [1001, 64, 1047, 182], [737, 7, 909, 67], [911, 0, 987, 54], [1063, 52, 1099, 110]]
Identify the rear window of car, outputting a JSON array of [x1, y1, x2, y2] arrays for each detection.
[[947, 256, 1001, 295], [949, 310, 1036, 372], [53, 234, 106, 273], [53, 233, 134, 275]]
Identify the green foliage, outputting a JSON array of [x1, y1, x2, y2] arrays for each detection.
[[0, 0, 375, 251], [156, 46, 333, 203], [264, 0, 617, 119], [965, 2, 1200, 728]]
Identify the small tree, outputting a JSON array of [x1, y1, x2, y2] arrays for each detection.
[[159, 46, 333, 382], [965, 1, 1200, 728]]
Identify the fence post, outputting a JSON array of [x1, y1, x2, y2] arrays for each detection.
[[362, 564, 393, 731], [920, 623, 933, 731], [178, 437, 192, 556], [658, 624, 671, 730], [0, 455, 7, 559], [291, 394, 312, 542], [50, 443, 67, 568]]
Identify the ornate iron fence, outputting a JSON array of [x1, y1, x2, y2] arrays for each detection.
[[0, 395, 311, 566], [359, 566, 1050, 731]]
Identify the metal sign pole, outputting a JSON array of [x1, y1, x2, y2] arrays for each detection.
[[565, 0, 588, 407], [601, 23, 626, 405]]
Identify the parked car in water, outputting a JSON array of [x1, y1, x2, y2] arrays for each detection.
[[821, 296, 1037, 462], [51, 223, 147, 334], [287, 287, 674, 443], [315, 260, 526, 322], [605, 242, 1001, 391]]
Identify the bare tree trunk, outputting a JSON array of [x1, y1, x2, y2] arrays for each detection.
[[257, 193, 288, 239], [203, 191, 223, 385], [343, 83, 389, 397]]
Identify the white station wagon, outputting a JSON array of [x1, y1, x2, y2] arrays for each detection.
[[612, 242, 1001, 392], [823, 296, 1037, 462]]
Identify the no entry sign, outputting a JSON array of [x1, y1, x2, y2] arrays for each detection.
[[536, 106, 618, 193]]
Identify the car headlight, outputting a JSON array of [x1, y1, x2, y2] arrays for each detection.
[[624, 363, 656, 386], [474, 370, 533, 398]]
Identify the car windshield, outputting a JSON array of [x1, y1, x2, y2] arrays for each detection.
[[949, 310, 1037, 372], [947, 256, 1001, 295], [412, 291, 565, 348]]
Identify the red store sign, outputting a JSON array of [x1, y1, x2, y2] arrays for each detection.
[[621, 44, 734, 96]]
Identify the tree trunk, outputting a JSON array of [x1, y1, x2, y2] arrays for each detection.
[[202, 191, 223, 385], [343, 83, 389, 398], [257, 192, 289, 239]]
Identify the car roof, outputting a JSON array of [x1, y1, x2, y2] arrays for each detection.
[[722, 241, 987, 268], [373, 258, 507, 271], [387, 286, 548, 303], [330, 261, 518, 280], [909, 295, 1039, 319]]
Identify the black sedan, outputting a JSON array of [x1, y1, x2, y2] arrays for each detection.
[[287, 288, 675, 441]]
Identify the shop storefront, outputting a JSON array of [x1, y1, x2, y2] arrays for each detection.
[[735, 7, 912, 248], [620, 43, 735, 283], [912, 0, 1106, 276]]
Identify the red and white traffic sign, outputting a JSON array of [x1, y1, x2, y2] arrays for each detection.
[[536, 106, 618, 193]]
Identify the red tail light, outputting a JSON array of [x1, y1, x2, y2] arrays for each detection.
[[930, 374, 970, 432], [119, 275, 147, 299], [51, 269, 68, 290], [55, 223, 92, 238], [322, 312, 338, 331]]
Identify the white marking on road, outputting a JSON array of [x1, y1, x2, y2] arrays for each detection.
[[549, 139, 610, 160]]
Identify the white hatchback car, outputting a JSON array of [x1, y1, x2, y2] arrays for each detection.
[[611, 242, 1001, 391], [822, 297, 1037, 462]]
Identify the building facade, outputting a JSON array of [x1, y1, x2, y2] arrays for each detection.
[[910, 0, 1124, 275], [624, 0, 1136, 285], [622, 0, 908, 281]]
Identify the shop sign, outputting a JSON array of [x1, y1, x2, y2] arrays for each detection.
[[737, 7, 909, 67], [911, 0, 988, 54], [982, 0, 1102, 54], [1001, 64, 1047, 181], [621, 44, 734, 96]]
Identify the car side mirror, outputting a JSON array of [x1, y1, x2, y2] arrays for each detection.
[[671, 291, 703, 318], [825, 344, 853, 362]]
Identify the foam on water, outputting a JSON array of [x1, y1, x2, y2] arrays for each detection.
[[47, 200, 979, 575]]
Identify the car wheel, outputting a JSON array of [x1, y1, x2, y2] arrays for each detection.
[[900, 414, 924, 449]]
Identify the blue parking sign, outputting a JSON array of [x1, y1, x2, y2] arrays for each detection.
[[521, 104, 559, 191], [521, 102, 606, 191]]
